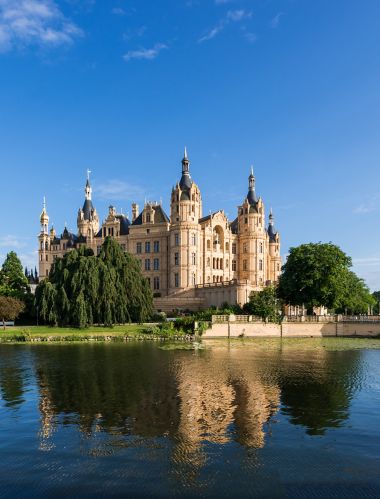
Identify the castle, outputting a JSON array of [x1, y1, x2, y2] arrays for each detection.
[[38, 149, 281, 311]]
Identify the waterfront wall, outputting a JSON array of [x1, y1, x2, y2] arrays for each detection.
[[202, 317, 380, 338]]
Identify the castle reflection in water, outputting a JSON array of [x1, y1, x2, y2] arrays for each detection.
[[0, 342, 361, 466]]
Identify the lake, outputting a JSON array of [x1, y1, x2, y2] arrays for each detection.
[[1, 338, 379, 498]]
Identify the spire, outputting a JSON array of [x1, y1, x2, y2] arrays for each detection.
[[269, 207, 274, 223], [40, 197, 49, 233], [247, 165, 258, 205], [268, 208, 277, 241], [180, 146, 192, 190], [85, 170, 92, 200]]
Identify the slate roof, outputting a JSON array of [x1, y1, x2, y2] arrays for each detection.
[[131, 205, 170, 225]]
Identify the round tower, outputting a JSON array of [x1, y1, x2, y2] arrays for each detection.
[[77, 170, 100, 239], [267, 208, 281, 283], [169, 148, 202, 291], [237, 166, 267, 287], [38, 197, 51, 279]]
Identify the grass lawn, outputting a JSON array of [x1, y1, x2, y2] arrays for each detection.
[[0, 324, 149, 342]]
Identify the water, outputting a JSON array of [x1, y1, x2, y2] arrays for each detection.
[[0, 339, 379, 498]]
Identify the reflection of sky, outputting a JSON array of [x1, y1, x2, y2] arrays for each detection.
[[0, 343, 379, 497]]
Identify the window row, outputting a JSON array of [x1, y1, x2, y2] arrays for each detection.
[[146, 276, 160, 290], [142, 258, 160, 271], [136, 241, 160, 254]]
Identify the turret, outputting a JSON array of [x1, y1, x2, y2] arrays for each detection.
[[77, 170, 99, 238], [169, 148, 202, 291], [40, 197, 49, 234], [38, 197, 51, 279], [267, 208, 281, 282]]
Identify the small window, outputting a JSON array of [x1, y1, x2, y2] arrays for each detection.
[[174, 273, 179, 288], [207, 239, 211, 250], [153, 276, 160, 290], [191, 233, 196, 246], [145, 241, 151, 253], [232, 243, 237, 254], [259, 259, 263, 271], [175, 233, 180, 246], [146, 213, 151, 223], [153, 258, 159, 270], [243, 243, 248, 253], [136, 242, 142, 254], [174, 252, 179, 266], [192, 252, 196, 265], [153, 240, 160, 252], [192, 273, 196, 286], [259, 242, 263, 253], [225, 242, 229, 251], [243, 260, 247, 271], [232, 260, 237, 271], [145, 259, 150, 271]]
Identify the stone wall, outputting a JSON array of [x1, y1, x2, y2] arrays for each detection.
[[202, 319, 380, 338]]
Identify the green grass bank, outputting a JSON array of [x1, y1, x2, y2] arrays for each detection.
[[0, 325, 193, 343]]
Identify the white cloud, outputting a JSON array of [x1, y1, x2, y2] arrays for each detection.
[[271, 12, 284, 29], [353, 255, 380, 291], [227, 10, 252, 22], [198, 24, 224, 43], [244, 32, 257, 43], [0, 235, 29, 249], [94, 180, 145, 201], [199, 9, 252, 43], [111, 7, 125, 16], [353, 195, 379, 214], [0, 0, 83, 52], [123, 42, 167, 61]]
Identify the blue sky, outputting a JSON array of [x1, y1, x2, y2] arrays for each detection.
[[0, 0, 379, 289]]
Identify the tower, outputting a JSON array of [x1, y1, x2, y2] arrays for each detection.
[[38, 197, 51, 279], [267, 208, 281, 283], [77, 170, 99, 239], [169, 148, 202, 291], [237, 166, 267, 287]]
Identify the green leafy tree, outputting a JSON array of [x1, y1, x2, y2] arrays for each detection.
[[0, 252, 29, 298], [243, 285, 281, 322], [35, 237, 153, 327], [337, 271, 376, 314], [278, 243, 353, 311], [0, 296, 25, 330], [372, 291, 380, 315]]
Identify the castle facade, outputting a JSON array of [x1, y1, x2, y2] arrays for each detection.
[[38, 150, 281, 310]]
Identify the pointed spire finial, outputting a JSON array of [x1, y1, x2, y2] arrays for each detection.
[[184, 146, 188, 159], [87, 169, 91, 181], [43, 196, 46, 210], [250, 165, 254, 176]]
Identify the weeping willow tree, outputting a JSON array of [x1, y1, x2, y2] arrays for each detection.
[[35, 237, 153, 327]]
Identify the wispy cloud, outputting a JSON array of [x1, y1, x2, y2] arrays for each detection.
[[111, 7, 125, 16], [0, 235, 29, 249], [243, 31, 257, 44], [123, 42, 167, 61], [0, 0, 83, 52], [198, 23, 224, 43], [227, 10, 252, 22], [94, 180, 145, 201], [271, 12, 284, 29], [353, 195, 380, 214], [199, 9, 252, 43]]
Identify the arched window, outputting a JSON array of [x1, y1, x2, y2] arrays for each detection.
[[207, 239, 211, 250]]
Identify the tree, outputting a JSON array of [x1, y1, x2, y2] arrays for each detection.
[[278, 242, 349, 311], [35, 237, 153, 328], [372, 291, 380, 315], [244, 285, 281, 322], [0, 296, 25, 330], [337, 270, 376, 315], [0, 251, 29, 298]]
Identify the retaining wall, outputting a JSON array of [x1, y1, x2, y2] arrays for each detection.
[[202, 321, 380, 338]]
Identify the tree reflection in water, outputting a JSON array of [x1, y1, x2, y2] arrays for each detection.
[[0, 341, 362, 480]]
